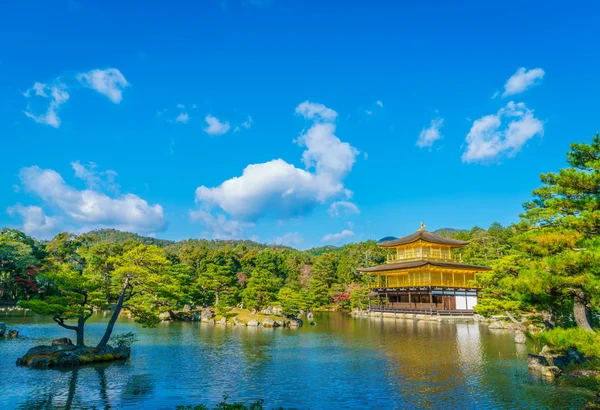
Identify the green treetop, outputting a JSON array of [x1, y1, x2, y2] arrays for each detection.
[[512, 134, 600, 332]]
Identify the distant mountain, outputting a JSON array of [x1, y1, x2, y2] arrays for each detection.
[[432, 228, 466, 236], [378, 236, 398, 243], [166, 238, 280, 252], [305, 245, 339, 256], [89, 229, 175, 247]]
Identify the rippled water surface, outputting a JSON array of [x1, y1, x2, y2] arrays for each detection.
[[0, 311, 593, 409]]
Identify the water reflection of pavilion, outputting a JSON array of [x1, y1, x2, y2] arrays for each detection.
[[361, 225, 491, 315]]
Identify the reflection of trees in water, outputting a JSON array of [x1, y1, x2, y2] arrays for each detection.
[[18, 364, 155, 410]]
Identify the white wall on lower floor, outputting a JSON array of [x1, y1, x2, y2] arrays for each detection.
[[456, 296, 467, 310], [466, 296, 477, 310], [455, 295, 478, 310]]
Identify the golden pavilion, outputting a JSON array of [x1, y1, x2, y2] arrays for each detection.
[[360, 224, 491, 315]]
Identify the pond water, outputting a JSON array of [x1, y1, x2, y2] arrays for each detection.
[[0, 311, 593, 409]]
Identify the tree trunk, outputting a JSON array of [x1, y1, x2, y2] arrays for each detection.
[[96, 277, 129, 349], [573, 290, 596, 333], [215, 289, 220, 307], [75, 317, 86, 347]]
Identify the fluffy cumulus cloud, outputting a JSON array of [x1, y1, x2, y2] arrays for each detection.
[[9, 164, 166, 237], [195, 101, 358, 223], [7, 205, 62, 239], [204, 114, 231, 135], [322, 229, 354, 243], [502, 67, 545, 97], [416, 118, 444, 149], [77, 68, 130, 103], [272, 232, 304, 247], [23, 81, 70, 128], [192, 101, 359, 237], [295, 101, 338, 121], [328, 201, 360, 217], [462, 101, 544, 163]]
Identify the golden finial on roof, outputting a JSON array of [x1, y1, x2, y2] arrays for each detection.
[[419, 222, 426, 231]]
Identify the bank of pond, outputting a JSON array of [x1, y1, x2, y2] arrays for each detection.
[[1, 310, 598, 409]]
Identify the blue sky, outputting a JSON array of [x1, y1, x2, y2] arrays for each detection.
[[1, 0, 599, 248]]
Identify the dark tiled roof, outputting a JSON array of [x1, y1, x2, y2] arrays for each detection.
[[359, 259, 491, 273], [378, 230, 469, 247]]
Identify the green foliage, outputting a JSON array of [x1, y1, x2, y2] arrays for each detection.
[[242, 268, 282, 311], [0, 228, 46, 301], [536, 327, 600, 359], [89, 228, 175, 247], [109, 244, 182, 327], [110, 331, 138, 348], [277, 287, 310, 315], [508, 134, 600, 330]]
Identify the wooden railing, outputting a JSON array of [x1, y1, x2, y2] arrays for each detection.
[[369, 304, 474, 316], [370, 277, 478, 289], [386, 252, 462, 264]]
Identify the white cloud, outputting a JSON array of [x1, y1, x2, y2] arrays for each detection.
[[462, 101, 544, 163], [195, 159, 343, 221], [15, 165, 166, 234], [189, 209, 252, 239], [241, 115, 253, 129], [204, 114, 231, 135], [328, 201, 360, 217], [71, 161, 119, 192], [195, 102, 359, 222], [7, 205, 62, 239], [234, 115, 253, 132], [176, 113, 189, 124], [272, 232, 303, 248], [502, 67, 545, 97], [77, 68, 129, 103], [365, 110, 373, 116], [322, 229, 354, 243], [295, 101, 338, 121], [23, 81, 70, 128], [417, 118, 444, 149], [376, 100, 383, 108]]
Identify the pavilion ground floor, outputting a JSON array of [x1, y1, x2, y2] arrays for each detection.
[[367, 286, 478, 316]]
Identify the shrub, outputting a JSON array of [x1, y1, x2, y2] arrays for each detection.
[[536, 327, 600, 359]]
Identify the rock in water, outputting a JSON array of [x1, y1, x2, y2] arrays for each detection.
[[246, 319, 260, 327], [514, 330, 526, 344], [262, 318, 279, 328], [17, 344, 130, 369], [52, 337, 74, 346], [0, 322, 6, 337], [307, 312, 314, 321], [567, 348, 586, 364], [287, 318, 303, 328], [540, 366, 561, 381], [5, 330, 18, 338], [310, 322, 316, 326], [488, 321, 505, 329], [218, 317, 226, 325]]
